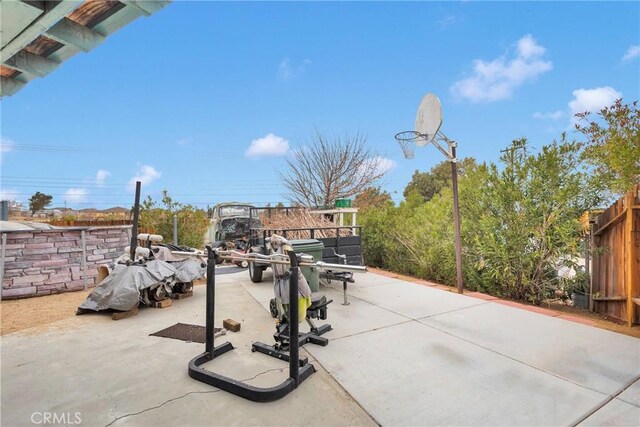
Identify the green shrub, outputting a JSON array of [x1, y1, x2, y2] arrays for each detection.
[[140, 190, 209, 249], [360, 136, 600, 305]]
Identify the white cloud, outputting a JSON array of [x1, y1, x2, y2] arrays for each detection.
[[127, 164, 161, 191], [0, 136, 15, 163], [532, 111, 565, 120], [450, 34, 553, 103], [437, 14, 457, 30], [277, 58, 311, 80], [568, 86, 622, 124], [0, 136, 14, 152], [64, 188, 87, 203], [622, 45, 640, 62], [177, 138, 191, 146], [360, 156, 396, 177], [517, 35, 546, 59], [245, 133, 289, 157], [95, 169, 111, 186], [0, 188, 20, 202]]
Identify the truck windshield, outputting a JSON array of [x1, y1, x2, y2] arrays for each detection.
[[218, 206, 251, 217]]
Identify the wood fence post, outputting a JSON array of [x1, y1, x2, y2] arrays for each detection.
[[627, 186, 640, 326], [625, 189, 635, 326]]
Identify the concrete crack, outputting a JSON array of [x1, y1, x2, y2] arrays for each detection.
[[104, 367, 285, 426], [104, 389, 221, 427]]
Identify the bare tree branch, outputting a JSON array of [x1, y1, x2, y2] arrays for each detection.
[[278, 132, 391, 207]]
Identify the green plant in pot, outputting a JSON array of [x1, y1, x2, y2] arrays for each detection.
[[564, 269, 590, 309]]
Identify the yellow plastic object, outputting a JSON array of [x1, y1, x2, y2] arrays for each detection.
[[284, 296, 312, 324], [298, 296, 312, 323]]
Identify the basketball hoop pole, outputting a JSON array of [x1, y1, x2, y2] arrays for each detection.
[[397, 92, 464, 293], [434, 132, 464, 294], [448, 141, 464, 294]]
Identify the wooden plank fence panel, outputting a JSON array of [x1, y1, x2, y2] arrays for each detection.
[[591, 185, 640, 325]]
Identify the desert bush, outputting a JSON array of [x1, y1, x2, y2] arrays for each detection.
[[139, 190, 209, 249]]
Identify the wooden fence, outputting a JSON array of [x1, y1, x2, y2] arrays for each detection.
[[590, 185, 640, 326]]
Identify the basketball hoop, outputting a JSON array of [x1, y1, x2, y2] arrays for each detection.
[[394, 131, 426, 159], [394, 92, 464, 295]]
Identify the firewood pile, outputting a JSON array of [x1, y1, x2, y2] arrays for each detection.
[[258, 209, 354, 239]]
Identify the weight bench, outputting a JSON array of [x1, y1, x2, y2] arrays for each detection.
[[252, 293, 333, 361]]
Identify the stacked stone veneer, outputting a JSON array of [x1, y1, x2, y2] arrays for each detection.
[[1, 226, 131, 299]]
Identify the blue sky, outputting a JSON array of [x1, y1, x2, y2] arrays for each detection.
[[2, 1, 639, 209]]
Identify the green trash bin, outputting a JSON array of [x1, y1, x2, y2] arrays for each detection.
[[335, 198, 352, 208], [290, 239, 324, 292]]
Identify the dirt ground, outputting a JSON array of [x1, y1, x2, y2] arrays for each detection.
[[544, 301, 640, 338], [1, 290, 91, 335], [0, 278, 208, 336]]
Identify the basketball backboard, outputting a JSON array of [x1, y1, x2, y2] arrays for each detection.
[[415, 93, 442, 147]]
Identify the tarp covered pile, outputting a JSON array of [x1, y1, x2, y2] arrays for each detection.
[[78, 244, 206, 313]]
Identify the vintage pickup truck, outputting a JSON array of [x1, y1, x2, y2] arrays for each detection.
[[206, 203, 261, 266]]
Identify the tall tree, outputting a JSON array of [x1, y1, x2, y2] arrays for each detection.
[[28, 192, 53, 215], [575, 99, 640, 196], [403, 157, 478, 202], [354, 187, 393, 210], [280, 131, 391, 207]]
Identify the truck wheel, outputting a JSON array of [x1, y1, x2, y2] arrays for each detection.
[[249, 261, 263, 283]]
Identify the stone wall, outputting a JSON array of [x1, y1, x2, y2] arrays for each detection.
[[1, 226, 131, 299]]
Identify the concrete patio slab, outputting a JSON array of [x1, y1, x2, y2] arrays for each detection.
[[312, 287, 411, 340], [240, 281, 410, 340], [579, 398, 640, 426], [616, 377, 640, 407], [419, 302, 640, 396], [109, 358, 373, 427], [238, 278, 275, 304], [0, 271, 375, 427], [308, 321, 606, 426], [2, 269, 638, 426], [322, 274, 411, 292], [346, 279, 487, 319]]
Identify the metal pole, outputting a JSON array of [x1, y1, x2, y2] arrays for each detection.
[[81, 230, 87, 291], [206, 247, 216, 355], [0, 233, 7, 301], [173, 215, 178, 245], [129, 181, 141, 261], [341, 254, 349, 306], [288, 251, 299, 385], [587, 225, 594, 312], [352, 211, 357, 236], [0, 201, 8, 221], [450, 143, 464, 294]]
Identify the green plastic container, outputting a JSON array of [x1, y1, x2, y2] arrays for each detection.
[[291, 239, 324, 292], [335, 198, 352, 208]]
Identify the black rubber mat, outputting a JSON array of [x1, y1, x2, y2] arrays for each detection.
[[150, 323, 221, 343]]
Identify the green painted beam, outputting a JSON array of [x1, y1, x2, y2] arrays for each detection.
[[120, 1, 171, 16], [0, 1, 44, 50], [1, 0, 172, 97], [44, 17, 105, 52], [0, 1, 81, 62], [3, 50, 60, 77], [120, 1, 151, 17], [0, 77, 26, 97], [92, 1, 170, 38]]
